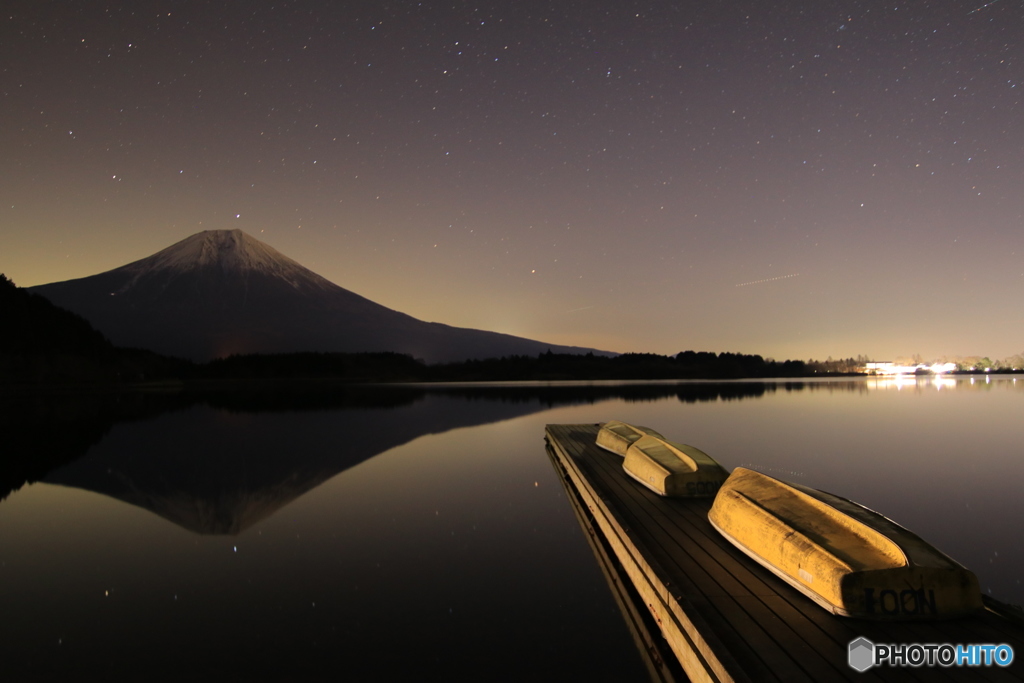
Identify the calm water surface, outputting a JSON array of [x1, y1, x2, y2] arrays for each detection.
[[2, 377, 1022, 680]]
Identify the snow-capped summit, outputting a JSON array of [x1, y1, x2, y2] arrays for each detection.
[[112, 229, 334, 293], [30, 229, 609, 362]]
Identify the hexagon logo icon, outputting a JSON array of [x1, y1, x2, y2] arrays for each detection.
[[848, 637, 875, 672]]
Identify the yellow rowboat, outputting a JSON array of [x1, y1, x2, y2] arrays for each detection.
[[596, 420, 665, 456], [708, 468, 983, 619], [622, 435, 729, 498]]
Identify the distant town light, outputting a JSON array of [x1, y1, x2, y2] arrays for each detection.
[[864, 362, 956, 376]]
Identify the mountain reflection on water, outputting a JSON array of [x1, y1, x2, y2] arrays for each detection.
[[4, 381, 780, 532], [41, 388, 551, 535], [2, 377, 1021, 681]]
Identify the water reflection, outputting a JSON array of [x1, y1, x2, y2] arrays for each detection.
[[1, 381, 779, 510], [1, 378, 1021, 680], [40, 395, 556, 535], [864, 374, 1024, 392]]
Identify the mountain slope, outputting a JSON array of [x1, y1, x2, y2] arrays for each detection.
[[1, 273, 112, 356], [29, 230, 610, 362]]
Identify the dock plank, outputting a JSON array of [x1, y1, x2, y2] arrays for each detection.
[[546, 441, 684, 683], [545, 423, 1024, 683]]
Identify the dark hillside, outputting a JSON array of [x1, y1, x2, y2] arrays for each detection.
[[1, 274, 191, 384], [1, 273, 112, 356]]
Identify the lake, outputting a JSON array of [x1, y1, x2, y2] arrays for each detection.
[[2, 377, 1021, 680]]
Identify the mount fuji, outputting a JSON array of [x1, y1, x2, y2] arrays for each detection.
[[29, 230, 609, 363]]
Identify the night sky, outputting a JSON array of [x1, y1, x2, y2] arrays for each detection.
[[4, 1, 1023, 361]]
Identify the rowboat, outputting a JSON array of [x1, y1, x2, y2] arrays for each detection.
[[596, 420, 665, 456], [708, 467, 983, 619], [621, 435, 729, 498]]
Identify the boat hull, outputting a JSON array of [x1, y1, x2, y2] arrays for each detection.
[[622, 435, 729, 498], [709, 468, 983, 619], [595, 420, 665, 456]]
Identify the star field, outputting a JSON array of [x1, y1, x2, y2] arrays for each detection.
[[3, 1, 1023, 360]]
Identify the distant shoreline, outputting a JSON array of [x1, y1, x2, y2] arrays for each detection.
[[3, 359, 1022, 394]]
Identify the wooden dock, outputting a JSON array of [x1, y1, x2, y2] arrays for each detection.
[[545, 423, 1024, 683]]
